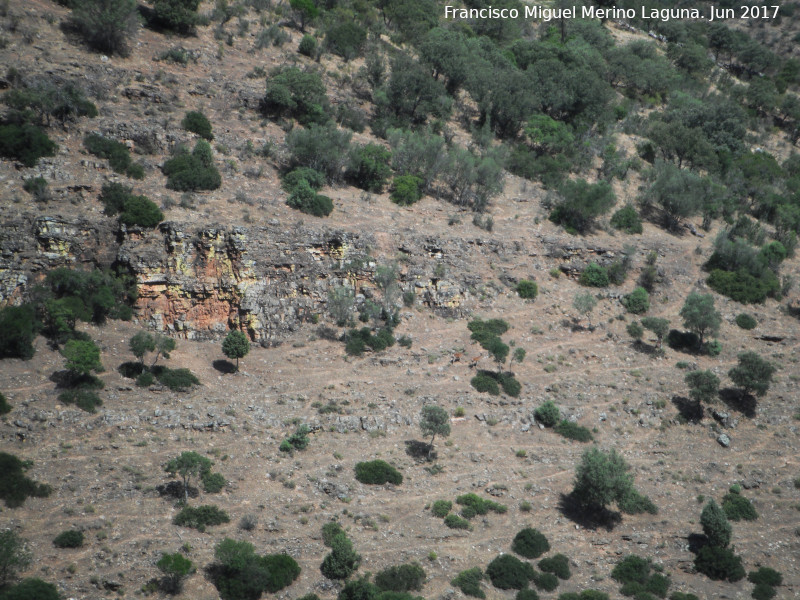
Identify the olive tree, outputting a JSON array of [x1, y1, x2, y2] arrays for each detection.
[[222, 330, 249, 372], [420, 405, 450, 459], [728, 351, 775, 397], [679, 292, 720, 346], [165, 451, 212, 502]]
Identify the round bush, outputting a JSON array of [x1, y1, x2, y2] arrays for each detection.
[[287, 181, 334, 217], [579, 263, 610, 287], [735, 313, 757, 330], [181, 110, 213, 140], [512, 528, 550, 559], [751, 583, 776, 600], [390, 175, 423, 206], [298, 34, 317, 57], [0, 579, 60, 600], [610, 205, 643, 234], [58, 388, 102, 413], [53, 530, 84, 548], [486, 554, 534, 590], [471, 373, 499, 395], [533, 572, 559, 592], [623, 287, 650, 314], [173, 505, 230, 532], [0, 393, 11, 415], [535, 401, 560, 427], [374, 563, 426, 592], [516, 280, 538, 300], [452, 567, 485, 599], [282, 167, 325, 193], [538, 554, 571, 580], [354, 460, 402, 485], [611, 555, 649, 584], [136, 371, 154, 387], [119, 195, 163, 228], [443, 514, 470, 530], [322, 521, 345, 546], [499, 373, 521, 397], [748, 567, 782, 586], [517, 590, 539, 600], [431, 500, 452, 518], [202, 472, 226, 493], [722, 490, 757, 521], [693, 546, 745, 582]]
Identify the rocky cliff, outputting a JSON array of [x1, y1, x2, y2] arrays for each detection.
[[1, 214, 636, 342]]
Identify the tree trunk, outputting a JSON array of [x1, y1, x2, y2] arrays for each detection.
[[427, 434, 436, 459]]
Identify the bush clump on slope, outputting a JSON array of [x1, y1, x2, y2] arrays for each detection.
[[355, 460, 402, 485]]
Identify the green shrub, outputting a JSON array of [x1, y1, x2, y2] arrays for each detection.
[[374, 563, 425, 592], [23, 177, 49, 202], [53, 530, 83, 548], [320, 532, 359, 580], [202, 471, 226, 493], [282, 167, 325, 193], [58, 388, 102, 413], [486, 554, 534, 590], [355, 460, 402, 485], [84, 133, 144, 179], [0, 453, 52, 508], [281, 424, 311, 452], [452, 567, 485, 598], [155, 367, 199, 391], [554, 420, 594, 442], [516, 280, 538, 300], [346, 144, 392, 192], [119, 195, 164, 228], [325, 22, 366, 60], [748, 568, 782, 586], [443, 514, 471, 530], [517, 590, 539, 600], [533, 572, 559, 592], [181, 110, 213, 140], [152, 0, 203, 35], [669, 594, 699, 600], [0, 578, 60, 600], [539, 554, 570, 580], [162, 140, 221, 191], [70, 0, 139, 56], [471, 372, 499, 396], [735, 314, 757, 330], [322, 521, 344, 546], [0, 305, 38, 360], [173, 504, 230, 531], [618, 488, 658, 515], [298, 34, 317, 57], [0, 123, 57, 167], [578, 591, 610, 600], [722, 490, 757, 521], [390, 175, 423, 206], [158, 46, 194, 65], [286, 123, 351, 181], [535, 401, 560, 427], [693, 546, 745, 582], [499, 372, 521, 397], [431, 500, 452, 518], [550, 179, 616, 234], [263, 66, 330, 126], [512, 527, 550, 559], [580, 263, 610, 287], [610, 205, 643, 234], [707, 269, 778, 304], [611, 555, 650, 585], [0, 393, 11, 415], [751, 583, 776, 600], [136, 371, 154, 387], [456, 493, 505, 517], [623, 287, 650, 314], [210, 538, 301, 598]]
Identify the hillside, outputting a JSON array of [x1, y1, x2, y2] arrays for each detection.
[[0, 2, 799, 600]]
